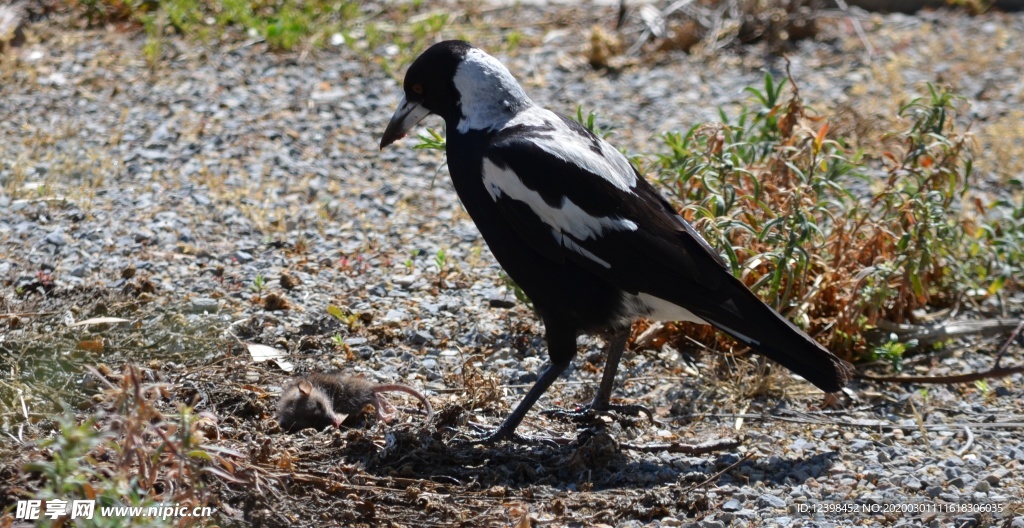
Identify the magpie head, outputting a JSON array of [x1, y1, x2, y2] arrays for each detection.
[[380, 40, 531, 149]]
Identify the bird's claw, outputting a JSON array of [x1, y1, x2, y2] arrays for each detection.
[[542, 403, 655, 424]]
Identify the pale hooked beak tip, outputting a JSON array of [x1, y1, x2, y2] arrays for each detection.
[[380, 96, 430, 150]]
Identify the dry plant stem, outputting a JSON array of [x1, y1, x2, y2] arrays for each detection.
[[908, 397, 933, 455], [621, 436, 742, 454], [992, 319, 1024, 368], [0, 312, 55, 318], [681, 452, 755, 493], [855, 366, 1024, 384], [856, 320, 1024, 384]]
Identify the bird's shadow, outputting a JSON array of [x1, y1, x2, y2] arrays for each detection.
[[347, 422, 842, 492]]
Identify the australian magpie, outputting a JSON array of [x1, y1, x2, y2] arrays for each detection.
[[380, 40, 852, 443]]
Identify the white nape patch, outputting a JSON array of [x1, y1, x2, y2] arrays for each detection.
[[454, 48, 532, 133], [508, 107, 638, 193], [482, 159, 638, 244]]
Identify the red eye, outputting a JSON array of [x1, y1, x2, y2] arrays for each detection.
[[412, 84, 424, 94]]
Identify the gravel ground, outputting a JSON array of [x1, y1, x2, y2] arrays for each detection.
[[2, 3, 1023, 527]]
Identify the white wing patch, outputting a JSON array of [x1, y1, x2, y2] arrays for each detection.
[[482, 158, 636, 267], [621, 292, 761, 346], [508, 107, 638, 193], [628, 292, 707, 324]]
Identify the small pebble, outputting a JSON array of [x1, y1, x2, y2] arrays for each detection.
[[187, 298, 219, 314], [44, 230, 66, 246], [757, 494, 786, 509]]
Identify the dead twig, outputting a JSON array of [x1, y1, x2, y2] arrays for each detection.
[[681, 452, 755, 493], [688, 410, 1024, 431], [621, 436, 742, 455], [870, 318, 1022, 347], [0, 312, 55, 319], [992, 319, 1024, 368], [855, 365, 1024, 384], [857, 319, 1023, 384]]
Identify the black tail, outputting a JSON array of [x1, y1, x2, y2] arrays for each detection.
[[690, 274, 852, 392]]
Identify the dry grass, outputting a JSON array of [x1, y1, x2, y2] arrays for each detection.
[[7, 365, 254, 526]]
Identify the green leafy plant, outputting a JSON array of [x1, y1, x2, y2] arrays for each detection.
[[575, 106, 613, 139], [75, 0, 363, 53], [870, 333, 918, 372], [654, 73, 1015, 361], [250, 274, 266, 299], [500, 272, 533, 311], [20, 367, 235, 526], [434, 248, 448, 271], [140, 13, 165, 69], [415, 127, 447, 151]]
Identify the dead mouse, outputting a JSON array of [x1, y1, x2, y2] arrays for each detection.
[[276, 372, 433, 432]]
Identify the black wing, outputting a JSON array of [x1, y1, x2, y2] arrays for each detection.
[[482, 109, 852, 392], [482, 111, 727, 298]]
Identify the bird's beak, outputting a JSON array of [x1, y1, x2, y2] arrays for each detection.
[[380, 96, 431, 149]]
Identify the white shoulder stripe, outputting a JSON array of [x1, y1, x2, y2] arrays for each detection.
[[507, 107, 638, 193], [482, 158, 637, 241]]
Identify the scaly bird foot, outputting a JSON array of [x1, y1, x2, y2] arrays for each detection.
[[541, 402, 655, 424]]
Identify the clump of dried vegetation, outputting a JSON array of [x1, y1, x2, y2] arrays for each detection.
[[6, 366, 250, 525], [653, 73, 1023, 363]]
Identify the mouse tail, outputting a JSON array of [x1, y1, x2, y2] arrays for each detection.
[[374, 384, 434, 423]]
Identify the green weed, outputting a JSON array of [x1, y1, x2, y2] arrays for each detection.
[[327, 304, 360, 330], [575, 106, 614, 139], [656, 73, 1019, 362], [140, 12, 164, 69], [871, 333, 917, 371], [250, 273, 266, 299], [434, 248, 448, 271], [415, 127, 447, 151], [500, 272, 533, 311]]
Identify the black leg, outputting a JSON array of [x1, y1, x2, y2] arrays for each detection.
[[458, 319, 578, 445], [544, 328, 655, 422], [464, 359, 570, 444], [589, 327, 630, 411]]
